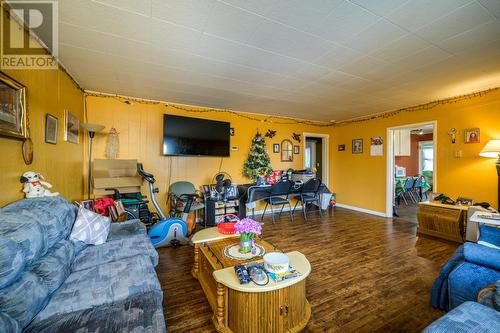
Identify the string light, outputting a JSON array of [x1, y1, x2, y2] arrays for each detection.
[[84, 86, 499, 127]]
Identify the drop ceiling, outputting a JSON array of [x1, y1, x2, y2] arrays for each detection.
[[53, 0, 500, 121]]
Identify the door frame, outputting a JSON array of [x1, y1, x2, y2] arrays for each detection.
[[386, 121, 437, 217], [303, 132, 329, 187]]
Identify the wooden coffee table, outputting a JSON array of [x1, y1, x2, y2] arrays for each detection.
[[191, 228, 311, 333]]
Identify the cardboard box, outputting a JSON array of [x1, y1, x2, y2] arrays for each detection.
[[93, 159, 142, 195]]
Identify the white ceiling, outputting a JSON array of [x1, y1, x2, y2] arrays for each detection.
[[52, 0, 500, 121]]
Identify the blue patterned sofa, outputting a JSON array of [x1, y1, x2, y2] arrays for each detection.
[[0, 196, 166, 333]]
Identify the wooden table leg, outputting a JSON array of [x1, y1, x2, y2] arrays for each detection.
[[213, 283, 226, 331], [192, 245, 200, 279]]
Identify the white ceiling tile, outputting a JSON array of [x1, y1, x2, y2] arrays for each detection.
[[478, 0, 500, 19], [341, 19, 407, 53], [391, 46, 452, 72], [386, 0, 474, 31], [151, 19, 202, 54], [439, 20, 500, 53], [152, 0, 215, 32], [369, 34, 432, 62], [90, 0, 152, 16], [349, 0, 409, 17], [247, 20, 333, 62], [308, 0, 379, 42], [312, 44, 363, 69], [415, 2, 494, 44]]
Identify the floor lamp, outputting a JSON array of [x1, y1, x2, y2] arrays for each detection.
[[80, 123, 105, 199], [479, 139, 500, 210]]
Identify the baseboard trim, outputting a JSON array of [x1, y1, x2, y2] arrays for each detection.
[[246, 205, 303, 217], [335, 203, 387, 217]]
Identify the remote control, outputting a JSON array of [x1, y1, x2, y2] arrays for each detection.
[[234, 265, 250, 284]]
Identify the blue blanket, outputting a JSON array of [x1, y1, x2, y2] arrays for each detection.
[[430, 245, 464, 310]]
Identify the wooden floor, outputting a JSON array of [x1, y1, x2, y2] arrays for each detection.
[[156, 207, 458, 333]]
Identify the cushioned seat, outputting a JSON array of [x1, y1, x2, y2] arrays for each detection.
[[423, 301, 500, 333], [301, 193, 318, 203], [266, 196, 289, 205], [32, 255, 161, 324], [71, 232, 158, 272], [24, 290, 166, 333]]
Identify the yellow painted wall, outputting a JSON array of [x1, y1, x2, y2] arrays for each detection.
[[85, 95, 332, 212], [331, 89, 500, 213], [0, 11, 84, 206]]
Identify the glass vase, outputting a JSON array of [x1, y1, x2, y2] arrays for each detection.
[[239, 233, 254, 254]]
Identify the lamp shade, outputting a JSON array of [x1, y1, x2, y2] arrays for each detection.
[[479, 139, 500, 158], [80, 123, 105, 133]]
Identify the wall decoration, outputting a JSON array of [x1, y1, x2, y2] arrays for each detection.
[[338, 144, 345, 151], [105, 127, 120, 159], [281, 139, 293, 162], [273, 143, 279, 153], [265, 129, 276, 138], [448, 128, 457, 144], [45, 114, 58, 144], [294, 145, 300, 154], [230, 127, 235, 136], [0, 72, 27, 139], [292, 133, 301, 142], [352, 139, 363, 154], [64, 110, 79, 143], [243, 132, 273, 181], [464, 128, 480, 143], [370, 136, 383, 156]]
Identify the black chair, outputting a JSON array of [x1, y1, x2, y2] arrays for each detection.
[[402, 177, 417, 204], [292, 178, 322, 219], [261, 180, 293, 224]]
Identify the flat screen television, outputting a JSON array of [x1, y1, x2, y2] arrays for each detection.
[[162, 114, 230, 157]]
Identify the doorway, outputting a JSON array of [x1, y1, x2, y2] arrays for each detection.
[[386, 122, 437, 220], [303, 133, 329, 185]]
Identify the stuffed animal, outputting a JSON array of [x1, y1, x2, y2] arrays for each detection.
[[20, 171, 59, 198]]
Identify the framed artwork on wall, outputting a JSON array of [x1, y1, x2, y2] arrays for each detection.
[[273, 143, 280, 153], [338, 144, 345, 151], [45, 114, 58, 144], [464, 128, 480, 143], [0, 71, 27, 139], [64, 109, 79, 143], [352, 139, 363, 154]]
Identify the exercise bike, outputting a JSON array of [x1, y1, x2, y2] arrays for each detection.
[[137, 163, 195, 247]]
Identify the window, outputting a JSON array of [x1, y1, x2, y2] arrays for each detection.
[[420, 142, 434, 172], [305, 147, 311, 168]]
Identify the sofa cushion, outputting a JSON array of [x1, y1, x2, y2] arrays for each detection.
[[32, 255, 161, 323], [0, 312, 21, 333], [0, 235, 24, 289], [423, 301, 500, 333], [29, 240, 75, 294], [24, 290, 166, 333], [478, 224, 500, 249], [72, 233, 158, 272], [448, 262, 500, 309], [70, 207, 110, 245], [463, 242, 500, 271], [0, 271, 49, 327]]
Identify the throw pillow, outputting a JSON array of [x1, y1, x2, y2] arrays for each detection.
[[70, 207, 110, 245], [478, 225, 500, 249]]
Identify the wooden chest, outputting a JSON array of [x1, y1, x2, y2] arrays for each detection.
[[417, 202, 468, 243]]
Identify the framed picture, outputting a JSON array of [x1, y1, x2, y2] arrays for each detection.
[[273, 143, 280, 153], [64, 110, 79, 143], [352, 139, 363, 154], [0, 72, 27, 139], [229, 127, 235, 136], [338, 144, 345, 151], [293, 145, 300, 154], [81, 200, 94, 211], [45, 114, 58, 144], [464, 128, 480, 143]]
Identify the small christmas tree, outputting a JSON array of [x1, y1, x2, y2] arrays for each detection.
[[243, 132, 273, 181]]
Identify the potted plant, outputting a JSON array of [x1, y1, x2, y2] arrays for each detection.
[[234, 218, 262, 253]]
